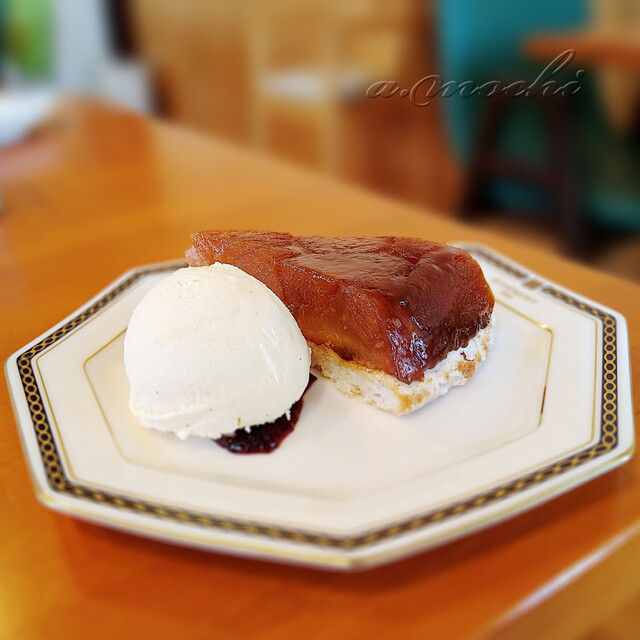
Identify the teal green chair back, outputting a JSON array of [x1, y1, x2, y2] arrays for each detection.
[[435, 0, 589, 163], [435, 0, 640, 232]]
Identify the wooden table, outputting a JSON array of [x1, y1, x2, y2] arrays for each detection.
[[526, 30, 640, 70], [526, 28, 640, 166], [1, 102, 639, 640]]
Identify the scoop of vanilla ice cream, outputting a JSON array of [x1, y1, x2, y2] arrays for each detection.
[[124, 264, 311, 439]]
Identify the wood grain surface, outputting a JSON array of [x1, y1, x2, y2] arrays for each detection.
[[1, 102, 639, 640]]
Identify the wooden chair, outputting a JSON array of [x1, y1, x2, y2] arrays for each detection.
[[246, 0, 418, 175]]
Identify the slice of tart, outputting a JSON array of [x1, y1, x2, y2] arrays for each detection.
[[186, 231, 495, 414]]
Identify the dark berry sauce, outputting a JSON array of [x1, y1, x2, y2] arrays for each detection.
[[214, 375, 316, 454]]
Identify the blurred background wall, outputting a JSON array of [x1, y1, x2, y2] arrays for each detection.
[[2, 0, 639, 281]]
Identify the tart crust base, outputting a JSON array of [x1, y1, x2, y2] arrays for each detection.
[[309, 318, 494, 415]]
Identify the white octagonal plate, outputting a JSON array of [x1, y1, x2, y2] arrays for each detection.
[[5, 244, 635, 570]]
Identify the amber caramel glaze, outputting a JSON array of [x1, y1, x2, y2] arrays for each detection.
[[186, 232, 495, 384]]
